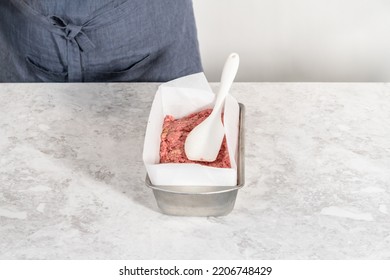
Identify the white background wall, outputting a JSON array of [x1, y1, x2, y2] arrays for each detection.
[[193, 0, 390, 82]]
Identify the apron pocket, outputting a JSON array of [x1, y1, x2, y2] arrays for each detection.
[[26, 56, 67, 82], [83, 53, 154, 82]]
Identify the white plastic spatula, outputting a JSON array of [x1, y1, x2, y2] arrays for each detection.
[[184, 53, 240, 162]]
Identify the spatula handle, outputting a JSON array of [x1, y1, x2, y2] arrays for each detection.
[[212, 53, 240, 116]]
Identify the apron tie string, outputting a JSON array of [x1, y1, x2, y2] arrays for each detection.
[[49, 15, 95, 81], [50, 15, 95, 52]]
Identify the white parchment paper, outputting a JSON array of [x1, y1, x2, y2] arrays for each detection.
[[143, 73, 239, 186]]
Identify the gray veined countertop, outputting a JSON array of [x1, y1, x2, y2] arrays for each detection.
[[0, 82, 389, 259]]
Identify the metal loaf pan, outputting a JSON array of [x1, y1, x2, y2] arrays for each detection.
[[145, 103, 245, 216]]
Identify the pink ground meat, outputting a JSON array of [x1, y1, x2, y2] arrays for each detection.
[[159, 109, 231, 168]]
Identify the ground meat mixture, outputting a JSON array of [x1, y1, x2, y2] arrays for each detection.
[[159, 109, 231, 168]]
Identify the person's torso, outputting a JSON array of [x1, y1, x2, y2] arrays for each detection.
[[1, 0, 201, 82]]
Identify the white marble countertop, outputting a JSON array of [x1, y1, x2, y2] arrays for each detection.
[[0, 82, 389, 259]]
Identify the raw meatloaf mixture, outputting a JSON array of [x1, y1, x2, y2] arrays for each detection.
[[159, 109, 231, 168]]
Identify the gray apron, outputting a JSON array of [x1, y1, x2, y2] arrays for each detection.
[[0, 0, 202, 82]]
